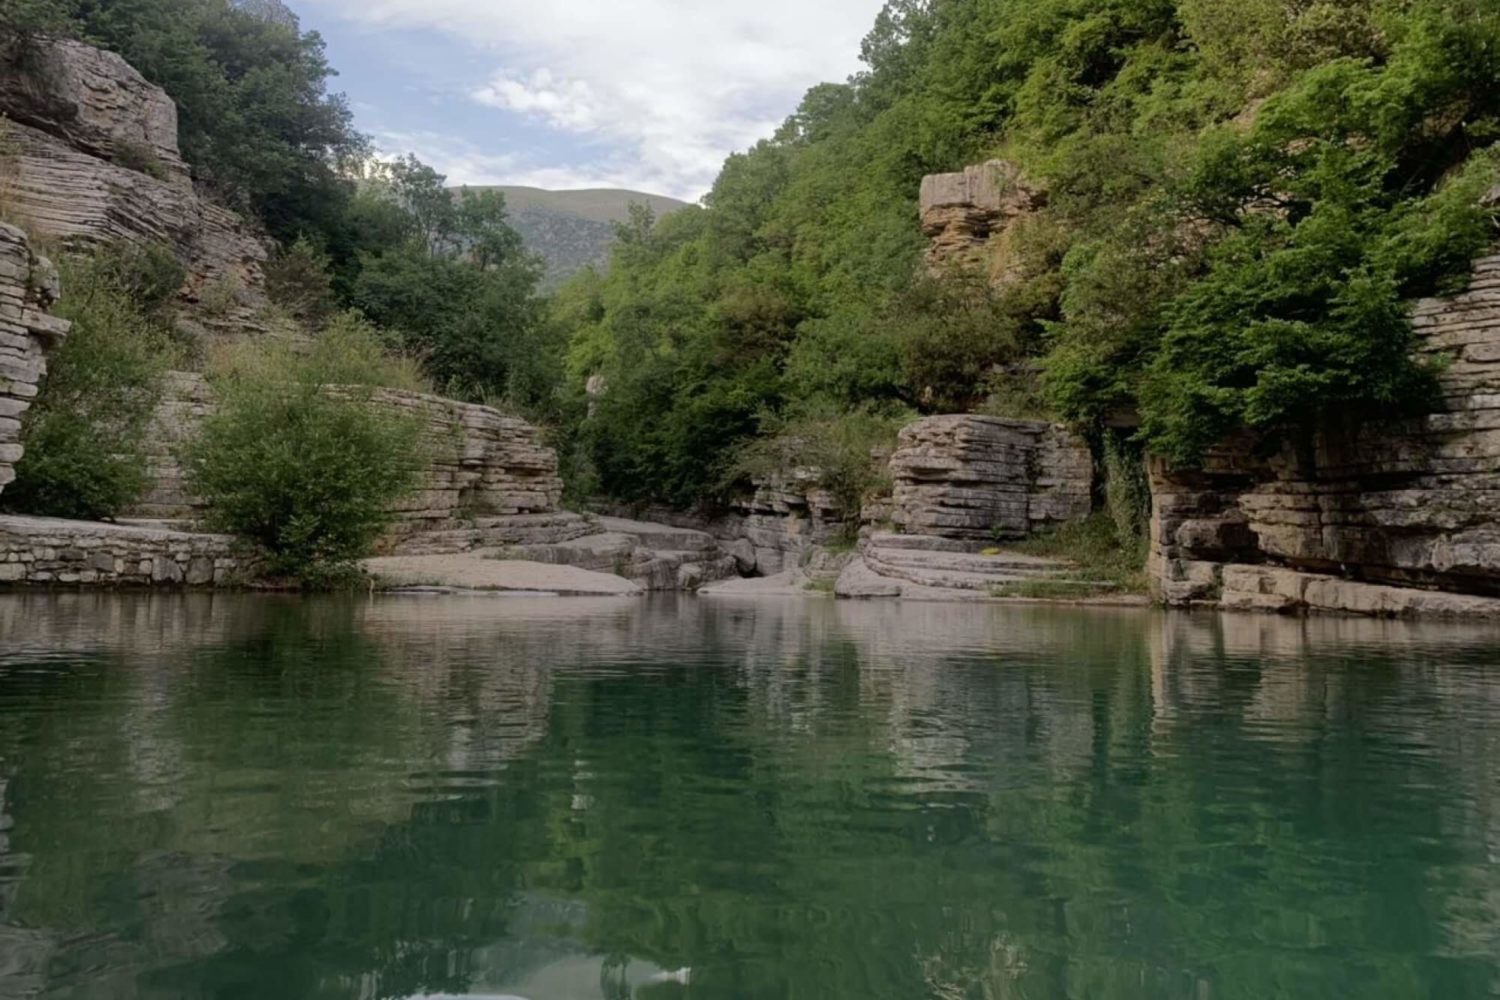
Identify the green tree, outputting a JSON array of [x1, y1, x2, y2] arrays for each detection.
[[181, 314, 426, 583], [2, 246, 179, 520]]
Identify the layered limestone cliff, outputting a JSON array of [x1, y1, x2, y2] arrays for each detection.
[[1151, 252, 1500, 615], [919, 160, 1044, 278], [128, 372, 566, 536], [594, 475, 849, 578], [888, 415, 1092, 542], [0, 38, 267, 328], [0, 223, 69, 493]]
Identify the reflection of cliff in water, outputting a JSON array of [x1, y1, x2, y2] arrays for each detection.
[[1, 595, 1498, 999]]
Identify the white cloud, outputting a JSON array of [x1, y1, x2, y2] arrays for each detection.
[[472, 68, 601, 132], [301, 0, 886, 199], [371, 128, 665, 194]]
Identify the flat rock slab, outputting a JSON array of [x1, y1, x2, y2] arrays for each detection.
[[699, 571, 816, 597], [833, 558, 902, 599], [595, 516, 718, 552], [364, 555, 643, 596]]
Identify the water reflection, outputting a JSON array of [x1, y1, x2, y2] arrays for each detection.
[[0, 594, 1498, 999]]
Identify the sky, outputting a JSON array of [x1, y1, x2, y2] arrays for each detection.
[[291, 0, 890, 203]]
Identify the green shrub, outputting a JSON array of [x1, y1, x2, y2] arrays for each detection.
[[181, 313, 427, 583], [2, 250, 175, 520], [1101, 430, 1151, 564], [112, 139, 168, 180], [730, 405, 906, 520], [1014, 511, 1149, 593], [265, 237, 337, 326], [80, 241, 186, 319]]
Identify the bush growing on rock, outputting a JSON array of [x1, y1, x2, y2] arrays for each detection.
[[730, 405, 907, 522], [2, 247, 176, 520], [181, 314, 426, 584], [265, 237, 338, 327]]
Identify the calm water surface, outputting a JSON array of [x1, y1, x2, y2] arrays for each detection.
[[1, 593, 1498, 999]]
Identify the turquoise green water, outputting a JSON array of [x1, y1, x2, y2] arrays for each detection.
[[0, 594, 1498, 1000]]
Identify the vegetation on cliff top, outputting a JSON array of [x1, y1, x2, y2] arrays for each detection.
[[556, 0, 1500, 506], [8, 0, 555, 417]]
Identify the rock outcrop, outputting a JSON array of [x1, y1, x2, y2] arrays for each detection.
[[0, 39, 267, 327], [889, 415, 1092, 542], [595, 473, 850, 578], [127, 372, 568, 543], [374, 387, 565, 531], [1151, 252, 1500, 614], [0, 38, 189, 184], [490, 516, 739, 592], [919, 159, 1044, 275], [0, 223, 69, 494]]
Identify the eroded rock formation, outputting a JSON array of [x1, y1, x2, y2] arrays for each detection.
[[0, 38, 267, 328], [919, 160, 1044, 276], [128, 373, 567, 540], [595, 473, 850, 578], [0, 222, 69, 494], [888, 415, 1092, 542], [1151, 252, 1500, 614], [0, 38, 189, 184]]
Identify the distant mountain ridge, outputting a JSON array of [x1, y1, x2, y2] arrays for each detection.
[[461, 185, 689, 289]]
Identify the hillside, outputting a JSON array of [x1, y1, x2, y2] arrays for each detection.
[[557, 0, 1500, 507], [464, 186, 688, 289]]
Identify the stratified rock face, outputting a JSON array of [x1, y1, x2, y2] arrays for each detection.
[[0, 223, 70, 494], [919, 160, 1044, 274], [0, 38, 188, 184], [0, 40, 267, 326], [595, 476, 849, 578], [888, 415, 1092, 541], [734, 473, 847, 575], [1151, 252, 1500, 608], [376, 387, 564, 529], [127, 373, 564, 533]]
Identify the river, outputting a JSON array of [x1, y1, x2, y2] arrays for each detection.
[[1, 593, 1497, 999]]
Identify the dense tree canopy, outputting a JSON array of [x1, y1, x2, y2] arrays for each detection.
[[558, 0, 1500, 506]]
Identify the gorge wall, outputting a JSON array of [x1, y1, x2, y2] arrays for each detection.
[[0, 223, 68, 494], [1151, 251, 1500, 614], [0, 38, 268, 329], [923, 159, 1500, 616]]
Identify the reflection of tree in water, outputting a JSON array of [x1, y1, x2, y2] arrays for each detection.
[[0, 596, 1498, 999]]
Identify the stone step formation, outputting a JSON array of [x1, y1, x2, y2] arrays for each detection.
[[848, 533, 1112, 597]]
